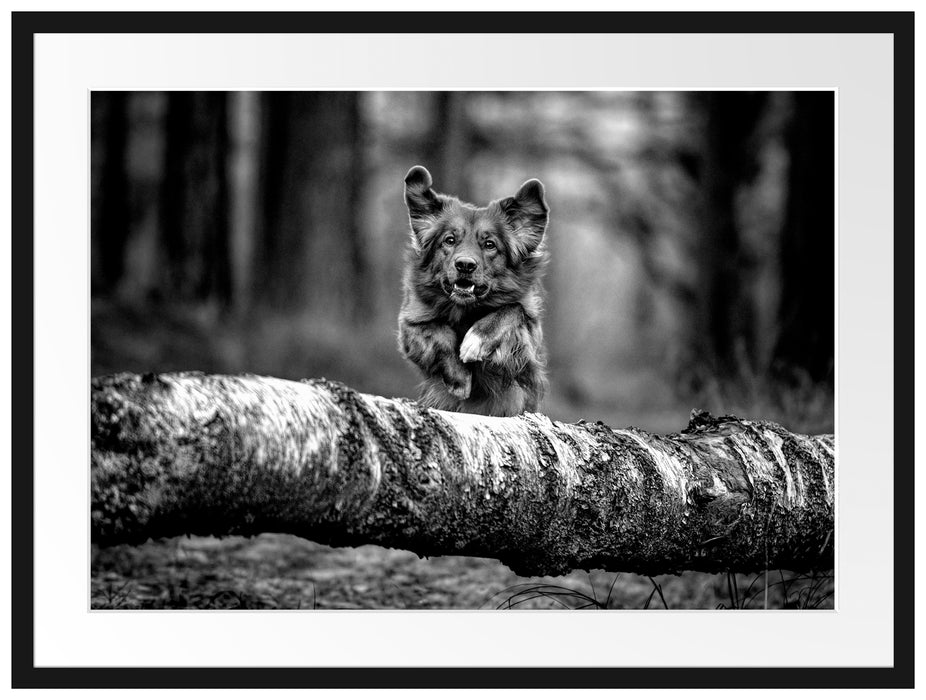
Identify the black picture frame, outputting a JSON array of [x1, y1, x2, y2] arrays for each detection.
[[10, 10, 914, 689]]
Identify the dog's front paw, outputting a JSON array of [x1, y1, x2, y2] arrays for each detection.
[[445, 371, 472, 400], [460, 330, 490, 363]]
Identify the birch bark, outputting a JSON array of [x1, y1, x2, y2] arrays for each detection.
[[92, 373, 834, 576]]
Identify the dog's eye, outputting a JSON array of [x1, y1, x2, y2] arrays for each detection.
[[484, 240, 496, 250], [444, 235, 456, 245]]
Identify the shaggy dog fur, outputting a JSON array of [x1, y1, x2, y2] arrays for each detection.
[[397, 165, 549, 416]]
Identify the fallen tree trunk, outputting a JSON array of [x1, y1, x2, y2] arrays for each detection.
[[91, 373, 834, 576]]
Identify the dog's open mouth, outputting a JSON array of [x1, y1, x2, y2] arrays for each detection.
[[447, 279, 489, 302]]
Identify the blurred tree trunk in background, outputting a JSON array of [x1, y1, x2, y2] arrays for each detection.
[[92, 92, 130, 294], [773, 92, 835, 383], [228, 93, 261, 316], [690, 92, 768, 379], [426, 92, 472, 200], [160, 92, 232, 305], [256, 92, 369, 320]]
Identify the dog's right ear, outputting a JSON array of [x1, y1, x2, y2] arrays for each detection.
[[500, 178, 549, 260], [404, 166, 444, 245]]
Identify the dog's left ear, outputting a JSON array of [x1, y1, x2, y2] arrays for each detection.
[[501, 179, 549, 257], [404, 166, 445, 245]]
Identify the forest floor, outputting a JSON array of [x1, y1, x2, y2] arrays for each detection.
[[92, 534, 833, 610], [91, 299, 834, 610]]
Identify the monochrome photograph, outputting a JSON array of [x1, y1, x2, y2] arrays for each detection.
[[90, 90, 835, 611]]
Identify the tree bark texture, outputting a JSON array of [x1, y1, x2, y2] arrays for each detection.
[[91, 373, 834, 577]]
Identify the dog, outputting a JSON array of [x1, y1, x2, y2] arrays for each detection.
[[397, 165, 549, 416]]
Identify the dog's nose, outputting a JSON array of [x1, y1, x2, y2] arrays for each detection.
[[455, 257, 477, 274]]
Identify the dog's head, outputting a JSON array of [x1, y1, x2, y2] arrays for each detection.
[[403, 165, 549, 308]]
